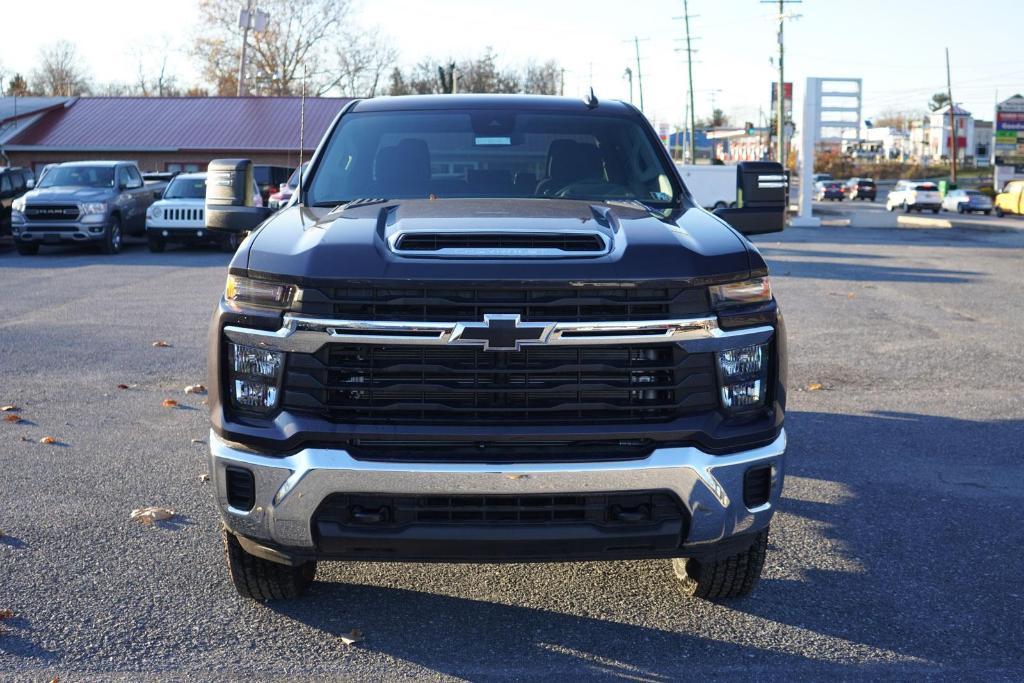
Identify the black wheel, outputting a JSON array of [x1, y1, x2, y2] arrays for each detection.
[[673, 528, 769, 600], [15, 241, 40, 255], [147, 233, 166, 253], [956, 204, 965, 214], [931, 207, 939, 214], [221, 232, 242, 253], [223, 530, 316, 601], [903, 202, 911, 213], [101, 216, 123, 255], [995, 206, 1004, 217], [984, 209, 992, 215]]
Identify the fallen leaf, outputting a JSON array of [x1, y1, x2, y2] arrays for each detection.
[[0, 608, 14, 619], [847, 292, 856, 299], [161, 399, 179, 408], [190, 438, 205, 444], [339, 629, 364, 645], [4, 414, 23, 423], [39, 436, 57, 445], [199, 473, 210, 482], [116, 383, 130, 390], [0, 405, 18, 412], [130, 506, 176, 525], [806, 382, 823, 391], [184, 384, 207, 395], [20, 436, 33, 442], [152, 340, 171, 348]]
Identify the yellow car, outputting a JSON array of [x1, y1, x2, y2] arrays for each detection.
[[994, 180, 1024, 217]]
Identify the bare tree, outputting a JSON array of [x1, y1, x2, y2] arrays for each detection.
[[32, 41, 92, 96], [334, 32, 398, 98], [387, 51, 562, 96], [7, 74, 30, 97], [523, 61, 560, 96], [193, 0, 391, 96]]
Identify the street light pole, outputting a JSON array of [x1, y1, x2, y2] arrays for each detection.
[[946, 47, 957, 185], [237, 0, 253, 96]]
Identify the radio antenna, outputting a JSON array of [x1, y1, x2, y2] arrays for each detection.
[[297, 65, 306, 206]]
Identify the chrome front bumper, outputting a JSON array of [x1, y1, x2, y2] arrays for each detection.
[[210, 429, 786, 552]]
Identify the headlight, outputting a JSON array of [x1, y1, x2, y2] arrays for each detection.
[[710, 277, 772, 309], [148, 207, 162, 220], [716, 343, 769, 413], [79, 202, 107, 215], [227, 343, 284, 413], [12, 197, 26, 212], [224, 274, 295, 308]]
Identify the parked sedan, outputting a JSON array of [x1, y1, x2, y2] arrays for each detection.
[[814, 180, 845, 201], [844, 178, 876, 201], [942, 189, 992, 214]]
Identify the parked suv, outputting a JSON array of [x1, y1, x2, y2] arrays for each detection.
[[145, 171, 262, 252], [886, 180, 941, 213], [204, 95, 788, 602], [11, 161, 165, 254], [0, 167, 35, 238], [844, 177, 876, 201]]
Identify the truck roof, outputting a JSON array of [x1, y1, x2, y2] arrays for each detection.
[[351, 94, 635, 115]]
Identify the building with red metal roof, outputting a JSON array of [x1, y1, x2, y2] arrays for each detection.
[[0, 96, 351, 174]]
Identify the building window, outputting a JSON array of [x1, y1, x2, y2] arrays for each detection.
[[166, 162, 203, 173]]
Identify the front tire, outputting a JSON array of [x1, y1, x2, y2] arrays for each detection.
[[995, 206, 1004, 217], [223, 530, 316, 601], [101, 216, 123, 255], [221, 231, 242, 253], [931, 207, 939, 214], [147, 233, 166, 253], [15, 241, 40, 255], [673, 528, 769, 600]]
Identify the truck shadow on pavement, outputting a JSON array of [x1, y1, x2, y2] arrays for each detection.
[[264, 410, 1023, 677]]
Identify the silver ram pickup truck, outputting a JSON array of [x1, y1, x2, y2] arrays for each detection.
[[11, 160, 164, 255]]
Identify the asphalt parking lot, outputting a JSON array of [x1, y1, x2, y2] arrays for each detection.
[[2, 223, 1023, 680]]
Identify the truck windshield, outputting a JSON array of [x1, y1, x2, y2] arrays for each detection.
[[38, 166, 115, 189], [307, 110, 680, 207], [163, 177, 207, 199]]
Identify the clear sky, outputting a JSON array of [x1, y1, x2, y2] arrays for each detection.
[[3, 0, 1023, 130]]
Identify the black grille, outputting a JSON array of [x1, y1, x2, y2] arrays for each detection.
[[225, 467, 255, 511], [281, 344, 717, 425], [24, 205, 80, 221], [315, 492, 685, 528], [395, 232, 605, 252], [743, 465, 772, 508], [345, 439, 657, 463], [297, 286, 708, 322]]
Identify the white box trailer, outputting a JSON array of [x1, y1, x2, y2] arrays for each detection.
[[674, 164, 741, 210]]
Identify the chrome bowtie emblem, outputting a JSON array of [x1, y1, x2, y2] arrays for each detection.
[[450, 314, 554, 351]]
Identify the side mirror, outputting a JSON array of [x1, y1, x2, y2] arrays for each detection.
[[205, 159, 272, 233], [713, 161, 787, 235]]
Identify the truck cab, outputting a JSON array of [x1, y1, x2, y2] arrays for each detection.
[[994, 180, 1024, 217], [203, 95, 788, 602]]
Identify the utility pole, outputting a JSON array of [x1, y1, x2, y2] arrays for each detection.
[[237, 0, 253, 96], [624, 68, 634, 105], [559, 68, 566, 96], [946, 47, 957, 185], [682, 1, 697, 165], [634, 37, 646, 113], [762, 0, 800, 167]]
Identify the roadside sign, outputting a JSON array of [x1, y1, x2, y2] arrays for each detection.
[[994, 95, 1024, 166]]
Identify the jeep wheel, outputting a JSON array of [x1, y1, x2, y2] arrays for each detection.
[[673, 528, 769, 600], [223, 530, 316, 601], [15, 241, 40, 255], [221, 231, 242, 253], [102, 216, 123, 255], [147, 234, 166, 253]]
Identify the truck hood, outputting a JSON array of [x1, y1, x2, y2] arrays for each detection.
[[25, 186, 115, 202], [242, 198, 758, 286]]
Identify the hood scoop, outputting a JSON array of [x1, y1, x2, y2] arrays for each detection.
[[390, 230, 610, 258]]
